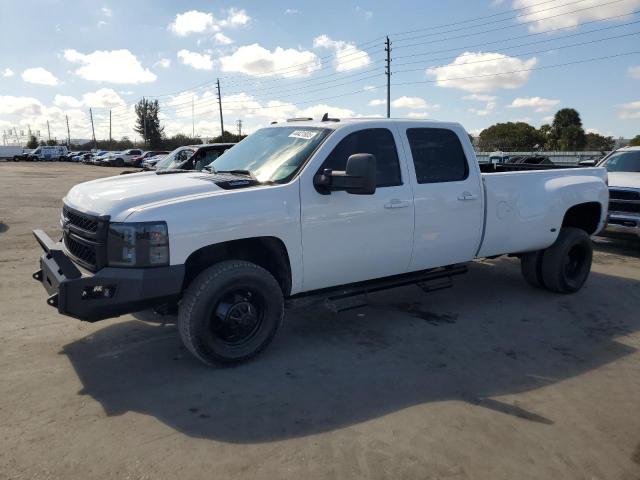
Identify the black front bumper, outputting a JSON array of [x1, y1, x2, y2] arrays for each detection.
[[33, 229, 184, 322]]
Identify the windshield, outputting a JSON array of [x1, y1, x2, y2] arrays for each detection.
[[601, 151, 640, 172], [156, 146, 196, 170], [212, 127, 331, 182]]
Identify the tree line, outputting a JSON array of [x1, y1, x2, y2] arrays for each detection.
[[476, 108, 640, 152]]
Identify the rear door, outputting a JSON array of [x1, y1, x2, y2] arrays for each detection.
[[398, 125, 484, 270], [300, 126, 415, 291]]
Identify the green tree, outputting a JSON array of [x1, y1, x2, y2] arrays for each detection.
[[549, 108, 586, 151], [134, 98, 164, 148], [26, 135, 39, 149], [584, 132, 615, 151], [478, 122, 543, 151], [209, 131, 247, 144], [629, 135, 640, 147]]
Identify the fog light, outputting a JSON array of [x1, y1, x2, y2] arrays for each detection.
[[82, 285, 116, 299]]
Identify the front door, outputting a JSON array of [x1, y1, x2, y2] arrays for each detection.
[[300, 126, 415, 291]]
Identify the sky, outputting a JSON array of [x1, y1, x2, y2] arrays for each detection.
[[1, 0, 639, 144]]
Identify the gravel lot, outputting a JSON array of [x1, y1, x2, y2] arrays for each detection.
[[1, 162, 639, 480]]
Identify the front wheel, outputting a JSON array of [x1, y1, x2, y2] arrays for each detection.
[[541, 227, 593, 294], [178, 260, 284, 365]]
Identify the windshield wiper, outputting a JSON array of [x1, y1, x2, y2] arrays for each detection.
[[212, 169, 257, 179], [155, 169, 191, 175]]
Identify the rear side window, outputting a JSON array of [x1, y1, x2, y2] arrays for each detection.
[[322, 128, 402, 187], [406, 128, 469, 184]]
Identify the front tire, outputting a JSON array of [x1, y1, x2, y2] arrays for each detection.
[[541, 227, 593, 294], [178, 260, 284, 365]]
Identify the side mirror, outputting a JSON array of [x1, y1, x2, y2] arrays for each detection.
[[315, 153, 377, 195], [578, 159, 597, 167]]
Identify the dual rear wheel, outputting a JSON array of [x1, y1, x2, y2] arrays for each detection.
[[521, 227, 593, 294]]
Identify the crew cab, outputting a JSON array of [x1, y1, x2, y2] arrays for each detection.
[[597, 146, 640, 238], [32, 118, 608, 365]]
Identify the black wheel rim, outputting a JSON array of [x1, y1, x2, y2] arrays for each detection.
[[564, 244, 587, 279], [210, 288, 265, 346]]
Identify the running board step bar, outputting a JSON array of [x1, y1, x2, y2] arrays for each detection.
[[286, 264, 467, 311]]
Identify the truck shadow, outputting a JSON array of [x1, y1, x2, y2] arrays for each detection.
[[62, 259, 639, 444]]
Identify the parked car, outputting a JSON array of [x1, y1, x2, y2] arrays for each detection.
[[597, 146, 640, 238], [155, 143, 235, 171], [87, 151, 111, 165], [11, 148, 34, 161], [32, 118, 608, 365], [28, 146, 68, 161], [103, 149, 144, 167], [70, 151, 90, 162], [141, 154, 168, 170], [130, 151, 170, 168]]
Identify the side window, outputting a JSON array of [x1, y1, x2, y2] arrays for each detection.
[[406, 128, 469, 184], [322, 128, 402, 187]]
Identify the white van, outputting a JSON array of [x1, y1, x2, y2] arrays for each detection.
[[28, 146, 69, 161]]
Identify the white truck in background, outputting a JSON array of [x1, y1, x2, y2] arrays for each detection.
[[32, 118, 608, 366]]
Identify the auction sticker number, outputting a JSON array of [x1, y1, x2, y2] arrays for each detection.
[[289, 130, 318, 140]]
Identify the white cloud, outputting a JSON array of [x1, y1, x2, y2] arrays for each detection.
[[21, 67, 59, 86], [220, 8, 250, 28], [214, 32, 233, 45], [64, 49, 156, 84], [368, 99, 386, 107], [2, 68, 14, 77], [618, 100, 640, 119], [220, 43, 320, 78], [177, 50, 213, 70], [464, 94, 497, 116], [53, 95, 82, 109], [285, 8, 299, 14], [97, 20, 108, 28], [629, 65, 640, 79], [154, 58, 171, 68], [169, 10, 216, 35], [463, 94, 497, 102], [82, 88, 125, 108], [542, 115, 554, 123], [355, 6, 373, 19], [391, 96, 433, 110], [363, 85, 377, 92], [0, 96, 43, 116], [169, 8, 250, 36], [427, 51, 537, 92], [509, 96, 560, 112], [513, 0, 640, 33], [101, 6, 112, 17], [53, 89, 125, 109], [407, 112, 430, 119], [313, 35, 371, 72]]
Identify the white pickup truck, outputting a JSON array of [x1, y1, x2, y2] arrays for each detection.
[[32, 118, 609, 365]]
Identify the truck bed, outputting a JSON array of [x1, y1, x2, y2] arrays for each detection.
[[477, 167, 609, 258]]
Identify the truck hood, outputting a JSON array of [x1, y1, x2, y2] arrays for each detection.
[[607, 172, 640, 190], [64, 171, 223, 221]]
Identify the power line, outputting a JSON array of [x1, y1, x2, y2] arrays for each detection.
[[393, 0, 632, 49], [393, 50, 640, 87]]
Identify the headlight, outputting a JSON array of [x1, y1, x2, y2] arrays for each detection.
[[107, 222, 169, 267]]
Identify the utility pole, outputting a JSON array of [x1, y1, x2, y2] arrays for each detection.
[[65, 115, 71, 146], [216, 78, 224, 141], [109, 109, 112, 149], [46, 120, 51, 142], [236, 119, 242, 137], [192, 95, 195, 138], [89, 108, 97, 149], [385, 36, 392, 119], [142, 97, 148, 148]]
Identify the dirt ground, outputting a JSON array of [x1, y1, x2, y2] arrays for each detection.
[[0, 162, 639, 480]]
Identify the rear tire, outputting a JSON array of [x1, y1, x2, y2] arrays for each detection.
[[520, 250, 545, 289], [178, 260, 284, 366], [541, 227, 593, 294]]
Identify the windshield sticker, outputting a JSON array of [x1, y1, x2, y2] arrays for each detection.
[[289, 130, 318, 140]]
